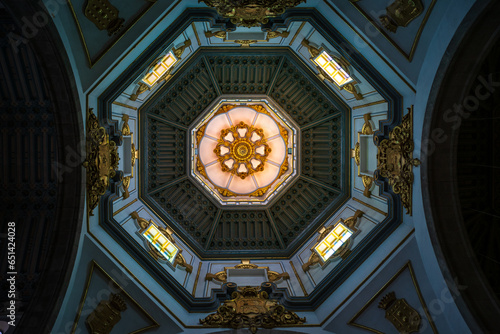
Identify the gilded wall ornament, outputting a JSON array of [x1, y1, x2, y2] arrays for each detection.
[[122, 176, 131, 199], [86, 293, 127, 334], [131, 143, 138, 168], [205, 30, 227, 39], [130, 212, 193, 272], [199, 0, 306, 27], [84, 0, 124, 36], [121, 114, 132, 136], [266, 30, 289, 41], [83, 108, 119, 216], [129, 82, 149, 101], [205, 261, 290, 284], [235, 39, 258, 47], [379, 0, 424, 33], [379, 291, 421, 333], [200, 286, 305, 333], [375, 106, 420, 215]]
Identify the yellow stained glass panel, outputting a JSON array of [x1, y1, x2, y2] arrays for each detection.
[[315, 222, 353, 261]]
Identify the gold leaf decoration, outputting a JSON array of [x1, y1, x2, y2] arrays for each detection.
[[83, 108, 119, 216], [200, 286, 305, 333], [376, 106, 420, 215], [199, 0, 306, 27]]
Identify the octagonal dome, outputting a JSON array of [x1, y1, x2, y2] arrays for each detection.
[[140, 48, 348, 257], [191, 98, 298, 205]]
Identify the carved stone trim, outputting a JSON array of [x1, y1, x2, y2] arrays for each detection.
[[200, 286, 305, 333], [83, 108, 119, 216], [86, 293, 127, 334], [130, 212, 192, 272], [205, 260, 290, 284], [375, 106, 420, 215]]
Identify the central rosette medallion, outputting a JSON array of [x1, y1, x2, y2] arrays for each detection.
[[191, 99, 298, 205], [215, 122, 271, 179]]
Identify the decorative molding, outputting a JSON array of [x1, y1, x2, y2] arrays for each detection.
[[375, 106, 420, 215], [130, 212, 193, 273], [122, 176, 131, 199], [353, 113, 375, 198], [379, 291, 422, 333], [302, 210, 363, 272], [289, 22, 305, 45], [200, 286, 305, 333], [289, 261, 308, 296], [86, 293, 127, 334], [83, 108, 119, 216], [301, 39, 363, 99], [129, 82, 150, 101], [205, 260, 290, 284], [379, 0, 424, 33], [199, 0, 305, 27], [113, 198, 138, 216], [172, 39, 192, 59], [83, 0, 124, 36]]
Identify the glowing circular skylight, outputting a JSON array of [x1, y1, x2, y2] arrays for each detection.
[[191, 98, 299, 205]]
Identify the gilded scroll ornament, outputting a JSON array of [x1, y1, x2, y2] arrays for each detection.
[[122, 176, 131, 199], [235, 39, 258, 47], [131, 143, 138, 168], [129, 82, 149, 101], [343, 82, 363, 100], [86, 293, 127, 334], [173, 39, 192, 59], [376, 106, 420, 215], [199, 0, 305, 27], [121, 114, 132, 136], [83, 108, 119, 216], [200, 286, 305, 333], [84, 0, 124, 35], [266, 30, 289, 41], [205, 261, 290, 284], [379, 0, 424, 33], [379, 291, 421, 333], [205, 30, 227, 39]]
